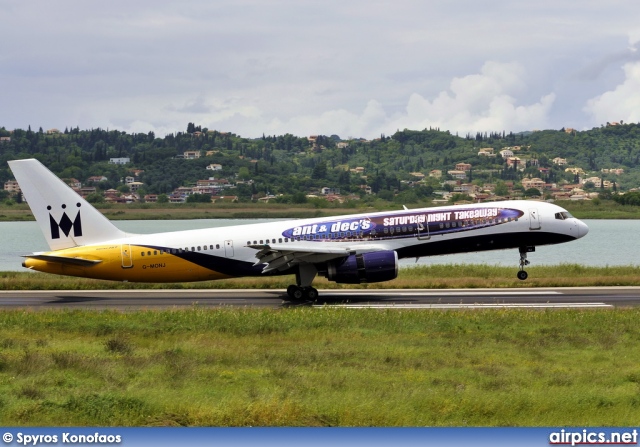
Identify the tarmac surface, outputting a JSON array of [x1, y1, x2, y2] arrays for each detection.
[[0, 287, 639, 310]]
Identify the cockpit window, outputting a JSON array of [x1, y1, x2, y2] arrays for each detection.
[[555, 211, 574, 220]]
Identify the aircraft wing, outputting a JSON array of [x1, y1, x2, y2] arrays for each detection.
[[247, 243, 385, 273]]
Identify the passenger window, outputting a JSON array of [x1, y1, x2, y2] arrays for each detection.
[[141, 252, 145, 256]]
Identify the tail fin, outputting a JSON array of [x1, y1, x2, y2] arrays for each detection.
[[8, 159, 127, 251]]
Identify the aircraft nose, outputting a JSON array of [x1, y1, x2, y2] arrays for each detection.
[[576, 219, 589, 238]]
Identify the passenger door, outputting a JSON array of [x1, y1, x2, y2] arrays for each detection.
[[224, 240, 234, 257], [121, 244, 133, 268], [416, 222, 430, 240], [528, 208, 541, 230]]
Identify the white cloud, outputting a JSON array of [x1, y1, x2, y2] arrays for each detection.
[[258, 100, 387, 138], [139, 62, 557, 139], [3, 1, 640, 138], [384, 62, 555, 136], [583, 62, 640, 125], [629, 30, 640, 48]]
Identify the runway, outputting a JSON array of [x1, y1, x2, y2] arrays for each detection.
[[1, 287, 640, 310]]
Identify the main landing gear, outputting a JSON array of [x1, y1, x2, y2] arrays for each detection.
[[517, 246, 534, 280], [286, 285, 319, 301], [286, 264, 319, 301]]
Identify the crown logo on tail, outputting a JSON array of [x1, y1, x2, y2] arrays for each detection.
[[48, 203, 82, 239]]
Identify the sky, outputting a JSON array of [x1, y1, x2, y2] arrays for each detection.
[[1, 0, 640, 140]]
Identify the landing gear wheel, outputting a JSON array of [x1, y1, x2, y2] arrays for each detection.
[[304, 287, 318, 301], [288, 286, 304, 300], [517, 247, 532, 281], [285, 285, 319, 301]]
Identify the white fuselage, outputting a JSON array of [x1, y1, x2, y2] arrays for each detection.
[[23, 200, 587, 283]]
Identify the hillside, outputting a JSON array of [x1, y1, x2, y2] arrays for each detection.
[[2, 123, 640, 205]]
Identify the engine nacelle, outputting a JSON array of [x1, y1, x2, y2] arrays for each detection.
[[325, 250, 398, 284]]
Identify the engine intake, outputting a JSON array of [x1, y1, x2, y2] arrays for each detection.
[[325, 250, 398, 284]]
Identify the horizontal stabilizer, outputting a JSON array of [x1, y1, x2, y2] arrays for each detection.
[[24, 254, 103, 267]]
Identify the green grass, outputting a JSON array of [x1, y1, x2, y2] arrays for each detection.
[[1, 308, 640, 426], [3, 264, 640, 290]]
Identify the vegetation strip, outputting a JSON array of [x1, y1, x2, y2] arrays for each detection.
[[3, 264, 640, 290], [1, 307, 640, 426], [4, 125, 640, 210]]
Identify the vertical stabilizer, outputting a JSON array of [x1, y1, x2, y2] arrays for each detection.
[[8, 159, 127, 251]]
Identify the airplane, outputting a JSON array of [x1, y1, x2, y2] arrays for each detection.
[[8, 158, 589, 300]]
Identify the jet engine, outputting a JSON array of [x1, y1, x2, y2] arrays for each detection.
[[325, 250, 398, 284]]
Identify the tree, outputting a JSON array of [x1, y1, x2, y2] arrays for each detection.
[[238, 167, 251, 180], [494, 181, 509, 196], [312, 161, 327, 180], [291, 192, 308, 204], [86, 193, 105, 203], [186, 194, 211, 203], [524, 188, 542, 197]]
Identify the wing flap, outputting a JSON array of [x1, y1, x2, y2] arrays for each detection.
[[247, 243, 387, 273]]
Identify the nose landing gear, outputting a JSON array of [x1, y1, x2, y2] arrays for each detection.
[[517, 246, 534, 280]]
